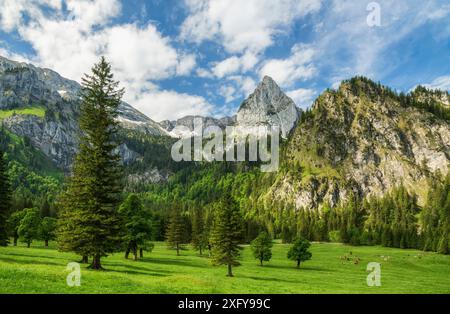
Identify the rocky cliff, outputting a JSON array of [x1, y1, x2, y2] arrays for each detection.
[[0, 56, 169, 169], [262, 77, 450, 209]]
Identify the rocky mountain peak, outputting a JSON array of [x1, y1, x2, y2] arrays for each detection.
[[236, 76, 300, 138]]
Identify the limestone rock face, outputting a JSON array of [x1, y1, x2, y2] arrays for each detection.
[[264, 78, 450, 209], [236, 76, 301, 138], [0, 55, 168, 169]]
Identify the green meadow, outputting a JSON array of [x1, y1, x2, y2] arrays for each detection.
[[0, 106, 46, 120], [0, 241, 449, 294]]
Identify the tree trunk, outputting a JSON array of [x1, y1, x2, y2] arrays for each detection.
[[227, 263, 233, 277], [176, 243, 180, 256], [199, 247, 202, 256], [27, 241, 30, 248], [297, 260, 301, 268], [44, 239, 49, 247], [13, 236, 17, 246], [81, 255, 89, 264], [133, 245, 138, 261], [260, 258, 263, 266], [139, 248, 143, 259], [90, 254, 103, 270], [125, 245, 130, 259]]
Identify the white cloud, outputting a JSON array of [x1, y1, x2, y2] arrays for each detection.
[[181, 0, 322, 54], [259, 44, 316, 87], [212, 51, 259, 78], [287, 88, 317, 109], [219, 85, 237, 103], [130, 90, 214, 121], [0, 0, 209, 121], [421, 76, 450, 91]]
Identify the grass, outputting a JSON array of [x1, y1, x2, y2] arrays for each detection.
[[0, 106, 46, 119], [0, 241, 449, 294]]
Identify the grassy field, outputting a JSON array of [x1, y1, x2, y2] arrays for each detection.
[[0, 106, 46, 119], [0, 241, 449, 294]]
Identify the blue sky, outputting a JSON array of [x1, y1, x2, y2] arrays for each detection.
[[0, 0, 449, 121]]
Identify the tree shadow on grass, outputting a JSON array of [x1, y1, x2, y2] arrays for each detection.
[[262, 264, 334, 272], [2, 252, 70, 262], [0, 257, 61, 267], [138, 257, 205, 268], [105, 262, 174, 276], [103, 268, 169, 277]]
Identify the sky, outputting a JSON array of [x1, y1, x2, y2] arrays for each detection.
[[0, 0, 449, 122]]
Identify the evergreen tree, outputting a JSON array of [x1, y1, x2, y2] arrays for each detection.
[[40, 217, 57, 247], [0, 148, 11, 246], [118, 194, 153, 260], [210, 197, 243, 277], [287, 237, 312, 268], [57, 57, 124, 270], [250, 232, 273, 266], [191, 208, 208, 255], [166, 208, 187, 256], [18, 208, 41, 248]]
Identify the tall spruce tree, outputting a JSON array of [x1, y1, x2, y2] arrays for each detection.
[[166, 208, 187, 256], [210, 197, 243, 277], [57, 57, 124, 270], [191, 208, 208, 255], [0, 148, 11, 246]]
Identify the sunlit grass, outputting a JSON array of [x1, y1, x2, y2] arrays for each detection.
[[0, 241, 449, 294], [0, 106, 46, 119]]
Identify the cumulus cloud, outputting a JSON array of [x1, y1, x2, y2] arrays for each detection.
[[212, 51, 258, 78], [130, 90, 214, 122], [181, 0, 322, 54], [0, 0, 206, 121], [259, 44, 316, 87]]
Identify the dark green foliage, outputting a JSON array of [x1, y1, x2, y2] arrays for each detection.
[[191, 207, 208, 255], [18, 208, 41, 248], [6, 210, 26, 246], [118, 194, 153, 260], [166, 208, 187, 255], [0, 148, 11, 245], [210, 197, 243, 276], [287, 237, 312, 268], [57, 57, 124, 270], [422, 174, 450, 254], [40, 217, 57, 247], [250, 232, 273, 266]]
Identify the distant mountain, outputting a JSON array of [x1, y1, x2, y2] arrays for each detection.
[[160, 115, 236, 137], [0, 55, 169, 169], [161, 76, 301, 139]]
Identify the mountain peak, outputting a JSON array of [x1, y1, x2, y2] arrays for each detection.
[[236, 76, 300, 138]]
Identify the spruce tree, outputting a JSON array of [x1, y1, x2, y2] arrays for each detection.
[[57, 57, 124, 270], [250, 232, 273, 266], [210, 197, 243, 277], [166, 208, 186, 256], [0, 148, 11, 246], [191, 208, 207, 255]]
